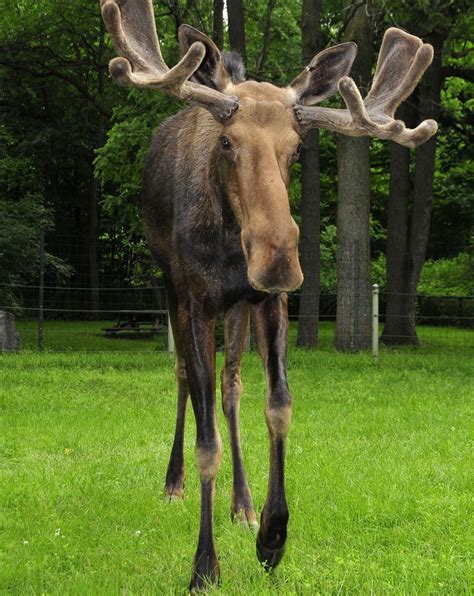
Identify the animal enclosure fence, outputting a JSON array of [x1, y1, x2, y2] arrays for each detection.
[[1, 280, 472, 355], [1, 231, 472, 354]]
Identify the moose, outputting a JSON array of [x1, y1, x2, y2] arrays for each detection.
[[100, 0, 437, 590]]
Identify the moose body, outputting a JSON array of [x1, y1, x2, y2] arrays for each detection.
[[141, 94, 303, 586], [101, 0, 437, 590]]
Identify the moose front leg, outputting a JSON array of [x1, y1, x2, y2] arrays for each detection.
[[252, 293, 292, 569], [178, 299, 222, 591], [221, 301, 257, 528]]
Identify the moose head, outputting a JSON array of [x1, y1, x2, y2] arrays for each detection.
[[101, 0, 437, 295]]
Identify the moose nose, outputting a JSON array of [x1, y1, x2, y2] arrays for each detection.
[[243, 223, 303, 293]]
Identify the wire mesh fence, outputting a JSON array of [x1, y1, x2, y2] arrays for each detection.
[[2, 230, 471, 354], [1, 280, 472, 354]]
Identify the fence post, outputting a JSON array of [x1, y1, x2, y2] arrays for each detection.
[[372, 284, 379, 362], [167, 312, 175, 354], [38, 228, 45, 353]]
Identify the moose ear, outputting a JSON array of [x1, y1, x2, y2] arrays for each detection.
[[178, 25, 232, 92], [289, 42, 358, 105]]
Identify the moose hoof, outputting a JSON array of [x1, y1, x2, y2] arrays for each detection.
[[232, 508, 259, 532], [256, 504, 288, 570], [164, 482, 185, 501], [256, 534, 286, 570], [189, 554, 220, 593]]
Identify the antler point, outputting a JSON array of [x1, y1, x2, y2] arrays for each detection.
[[338, 76, 353, 94], [109, 57, 133, 85], [101, 1, 118, 20], [189, 41, 206, 59]]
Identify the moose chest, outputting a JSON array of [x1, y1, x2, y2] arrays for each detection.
[[174, 221, 263, 308]]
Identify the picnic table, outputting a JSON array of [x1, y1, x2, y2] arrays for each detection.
[[103, 310, 167, 337]]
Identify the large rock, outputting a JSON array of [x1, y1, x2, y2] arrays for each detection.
[[0, 311, 20, 353]]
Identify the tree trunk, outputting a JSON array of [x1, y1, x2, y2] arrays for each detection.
[[381, 32, 444, 345], [227, 0, 247, 64], [88, 174, 100, 319], [213, 0, 224, 50], [335, 1, 373, 351], [255, 0, 277, 77], [381, 114, 417, 345], [88, 16, 107, 320], [296, 0, 321, 348]]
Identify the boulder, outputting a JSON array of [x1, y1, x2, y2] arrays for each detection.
[[0, 311, 20, 353]]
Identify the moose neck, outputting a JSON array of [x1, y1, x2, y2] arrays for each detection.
[[176, 107, 233, 230]]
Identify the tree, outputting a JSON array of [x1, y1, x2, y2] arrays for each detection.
[[0, 0, 117, 314], [213, 0, 224, 49], [296, 0, 322, 348], [227, 0, 247, 64], [255, 0, 277, 77], [381, 1, 471, 345], [334, 1, 373, 351]]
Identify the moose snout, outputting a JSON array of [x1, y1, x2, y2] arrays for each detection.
[[243, 223, 303, 293]]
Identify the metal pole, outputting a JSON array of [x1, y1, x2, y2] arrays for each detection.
[[38, 229, 45, 353], [372, 284, 379, 362], [167, 312, 175, 354]]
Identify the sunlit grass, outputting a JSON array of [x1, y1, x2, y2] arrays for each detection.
[[0, 335, 472, 593]]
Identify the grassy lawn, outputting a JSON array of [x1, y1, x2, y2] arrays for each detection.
[[1, 327, 473, 593], [14, 319, 169, 352], [14, 318, 474, 353]]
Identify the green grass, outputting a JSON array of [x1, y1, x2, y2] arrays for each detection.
[[14, 319, 474, 353], [1, 333, 473, 593], [15, 319, 169, 352]]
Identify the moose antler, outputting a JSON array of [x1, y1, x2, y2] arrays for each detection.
[[100, 0, 238, 122], [294, 28, 438, 148]]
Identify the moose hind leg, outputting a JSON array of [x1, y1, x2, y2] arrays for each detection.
[[164, 353, 188, 500], [221, 301, 257, 528], [164, 288, 188, 500], [252, 294, 292, 569]]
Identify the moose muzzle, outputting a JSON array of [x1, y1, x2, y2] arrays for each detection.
[[243, 221, 303, 293]]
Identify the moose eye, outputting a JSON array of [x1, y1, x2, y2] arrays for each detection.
[[220, 135, 232, 150]]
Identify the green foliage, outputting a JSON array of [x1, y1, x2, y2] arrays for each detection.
[[431, 71, 474, 256], [95, 91, 178, 235], [372, 252, 474, 297], [320, 223, 338, 291], [419, 252, 474, 296], [371, 253, 387, 288], [0, 132, 72, 307], [0, 0, 114, 297], [244, 0, 301, 83]]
